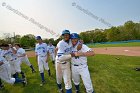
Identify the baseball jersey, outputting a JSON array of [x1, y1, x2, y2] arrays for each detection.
[[47, 45, 55, 54], [35, 43, 48, 56], [71, 43, 92, 65], [1, 48, 17, 62], [0, 56, 9, 64], [16, 48, 26, 57], [56, 40, 72, 61], [0, 49, 2, 56]]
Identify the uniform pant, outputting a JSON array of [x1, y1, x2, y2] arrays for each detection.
[[38, 56, 49, 73], [50, 53, 55, 61], [55, 61, 72, 90], [0, 63, 15, 84], [9, 59, 21, 75], [72, 64, 94, 93], [19, 56, 31, 66]]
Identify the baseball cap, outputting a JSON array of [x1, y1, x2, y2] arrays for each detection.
[[36, 36, 42, 40]]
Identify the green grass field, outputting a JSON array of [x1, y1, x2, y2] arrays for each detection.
[[0, 55, 140, 93], [88, 42, 140, 48]]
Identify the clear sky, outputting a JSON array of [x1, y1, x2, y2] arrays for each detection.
[[0, 0, 140, 39]]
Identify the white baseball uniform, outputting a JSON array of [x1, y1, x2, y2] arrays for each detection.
[[1, 48, 21, 75], [47, 45, 55, 61], [16, 48, 31, 66], [55, 40, 72, 90], [0, 49, 2, 55], [35, 43, 49, 73], [0, 56, 15, 84], [71, 44, 94, 93]]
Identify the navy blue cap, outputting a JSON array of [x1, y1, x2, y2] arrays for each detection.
[[36, 36, 42, 40]]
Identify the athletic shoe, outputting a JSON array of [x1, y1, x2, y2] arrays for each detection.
[[40, 80, 46, 87], [59, 89, 64, 93], [32, 70, 36, 73], [136, 68, 140, 71], [22, 79, 27, 87], [76, 90, 79, 93]]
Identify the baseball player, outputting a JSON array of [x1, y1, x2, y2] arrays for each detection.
[[35, 36, 51, 86], [1, 44, 26, 80], [0, 48, 2, 55], [0, 47, 4, 89], [14, 43, 36, 73], [47, 42, 55, 64], [55, 30, 74, 93], [70, 33, 95, 93], [0, 56, 26, 86]]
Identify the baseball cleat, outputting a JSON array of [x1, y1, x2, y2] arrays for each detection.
[[40, 83, 43, 87], [76, 90, 79, 93], [32, 70, 36, 73], [40, 80, 46, 86], [22, 79, 27, 87], [135, 68, 140, 71], [58, 89, 64, 93]]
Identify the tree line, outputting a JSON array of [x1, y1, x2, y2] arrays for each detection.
[[0, 21, 140, 47], [80, 21, 140, 43], [0, 33, 61, 48]]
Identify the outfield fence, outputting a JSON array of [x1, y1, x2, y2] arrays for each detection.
[[87, 40, 140, 45]]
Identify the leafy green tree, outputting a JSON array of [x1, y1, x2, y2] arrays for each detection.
[[14, 35, 21, 43], [20, 34, 36, 48]]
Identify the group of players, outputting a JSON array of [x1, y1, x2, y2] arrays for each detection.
[[0, 30, 95, 93], [0, 43, 35, 88]]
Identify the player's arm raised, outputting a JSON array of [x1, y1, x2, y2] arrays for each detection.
[[75, 45, 95, 57], [18, 53, 26, 57], [75, 49, 95, 57]]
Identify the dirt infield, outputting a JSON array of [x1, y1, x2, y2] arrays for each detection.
[[94, 47, 140, 56], [26, 47, 140, 57]]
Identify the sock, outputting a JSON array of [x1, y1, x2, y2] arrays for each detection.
[[66, 88, 72, 93], [57, 83, 62, 90], [75, 84, 79, 91], [40, 73, 45, 81], [48, 69, 51, 76], [13, 73, 18, 78], [15, 78, 24, 83], [30, 65, 35, 71]]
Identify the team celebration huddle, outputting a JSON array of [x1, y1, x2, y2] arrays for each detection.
[[0, 30, 95, 93]]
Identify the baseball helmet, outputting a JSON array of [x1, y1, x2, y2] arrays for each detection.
[[36, 36, 42, 40], [62, 30, 70, 36], [70, 33, 79, 39]]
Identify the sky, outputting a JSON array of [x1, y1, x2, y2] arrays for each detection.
[[0, 0, 140, 39]]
